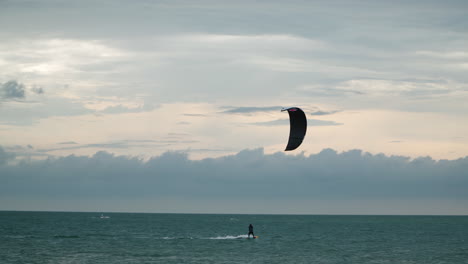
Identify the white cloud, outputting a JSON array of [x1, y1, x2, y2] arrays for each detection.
[[240, 56, 382, 75], [166, 33, 324, 51], [1, 39, 128, 76], [334, 79, 465, 97], [415, 50, 468, 59]]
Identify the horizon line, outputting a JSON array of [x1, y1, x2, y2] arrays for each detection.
[[1, 209, 467, 217]]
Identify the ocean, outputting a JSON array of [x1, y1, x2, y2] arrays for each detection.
[[1, 211, 467, 263]]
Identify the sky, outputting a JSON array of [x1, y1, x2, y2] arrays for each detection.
[[1, 0, 468, 214]]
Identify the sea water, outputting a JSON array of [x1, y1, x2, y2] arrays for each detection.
[[1, 211, 467, 263]]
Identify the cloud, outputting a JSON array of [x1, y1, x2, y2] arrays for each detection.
[[252, 118, 342, 126], [246, 56, 379, 75], [31, 87, 44, 94], [0, 80, 25, 100], [309, 119, 343, 126], [0, 146, 15, 165], [1, 38, 128, 77], [58, 141, 78, 145], [0, 96, 94, 126], [0, 93, 157, 126], [99, 103, 157, 114], [221, 106, 283, 114], [310, 110, 340, 116], [1, 148, 467, 214], [183, 113, 207, 117], [298, 85, 365, 97], [336, 79, 459, 97], [250, 119, 288, 126], [415, 50, 468, 59], [37, 139, 198, 153], [167, 132, 190, 137], [297, 79, 468, 103]]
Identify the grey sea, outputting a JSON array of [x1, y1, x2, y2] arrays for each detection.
[[1, 211, 467, 264]]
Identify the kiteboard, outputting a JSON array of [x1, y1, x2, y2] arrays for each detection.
[[247, 236, 258, 239]]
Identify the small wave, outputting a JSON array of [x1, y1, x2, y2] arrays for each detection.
[[159, 235, 248, 240], [84, 233, 114, 238], [4, 235, 34, 239], [161, 236, 193, 240], [53, 235, 80, 239], [209, 235, 248, 240]]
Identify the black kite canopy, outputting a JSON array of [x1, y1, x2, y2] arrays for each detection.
[[281, 107, 307, 151]]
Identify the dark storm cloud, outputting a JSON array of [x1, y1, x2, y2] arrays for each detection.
[[252, 119, 342, 126], [221, 106, 283, 114], [0, 80, 25, 100], [1, 148, 467, 203]]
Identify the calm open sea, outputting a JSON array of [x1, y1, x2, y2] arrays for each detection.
[[1, 211, 467, 263]]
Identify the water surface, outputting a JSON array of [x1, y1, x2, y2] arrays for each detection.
[[1, 211, 467, 263]]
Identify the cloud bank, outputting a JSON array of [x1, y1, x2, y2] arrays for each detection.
[[1, 147, 467, 214]]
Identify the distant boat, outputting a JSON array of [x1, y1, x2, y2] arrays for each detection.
[[100, 214, 110, 219]]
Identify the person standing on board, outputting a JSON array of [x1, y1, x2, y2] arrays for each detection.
[[248, 224, 255, 238]]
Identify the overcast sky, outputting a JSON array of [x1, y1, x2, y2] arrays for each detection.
[[1, 0, 467, 214]]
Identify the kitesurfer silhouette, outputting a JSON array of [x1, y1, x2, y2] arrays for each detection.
[[248, 224, 255, 238]]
